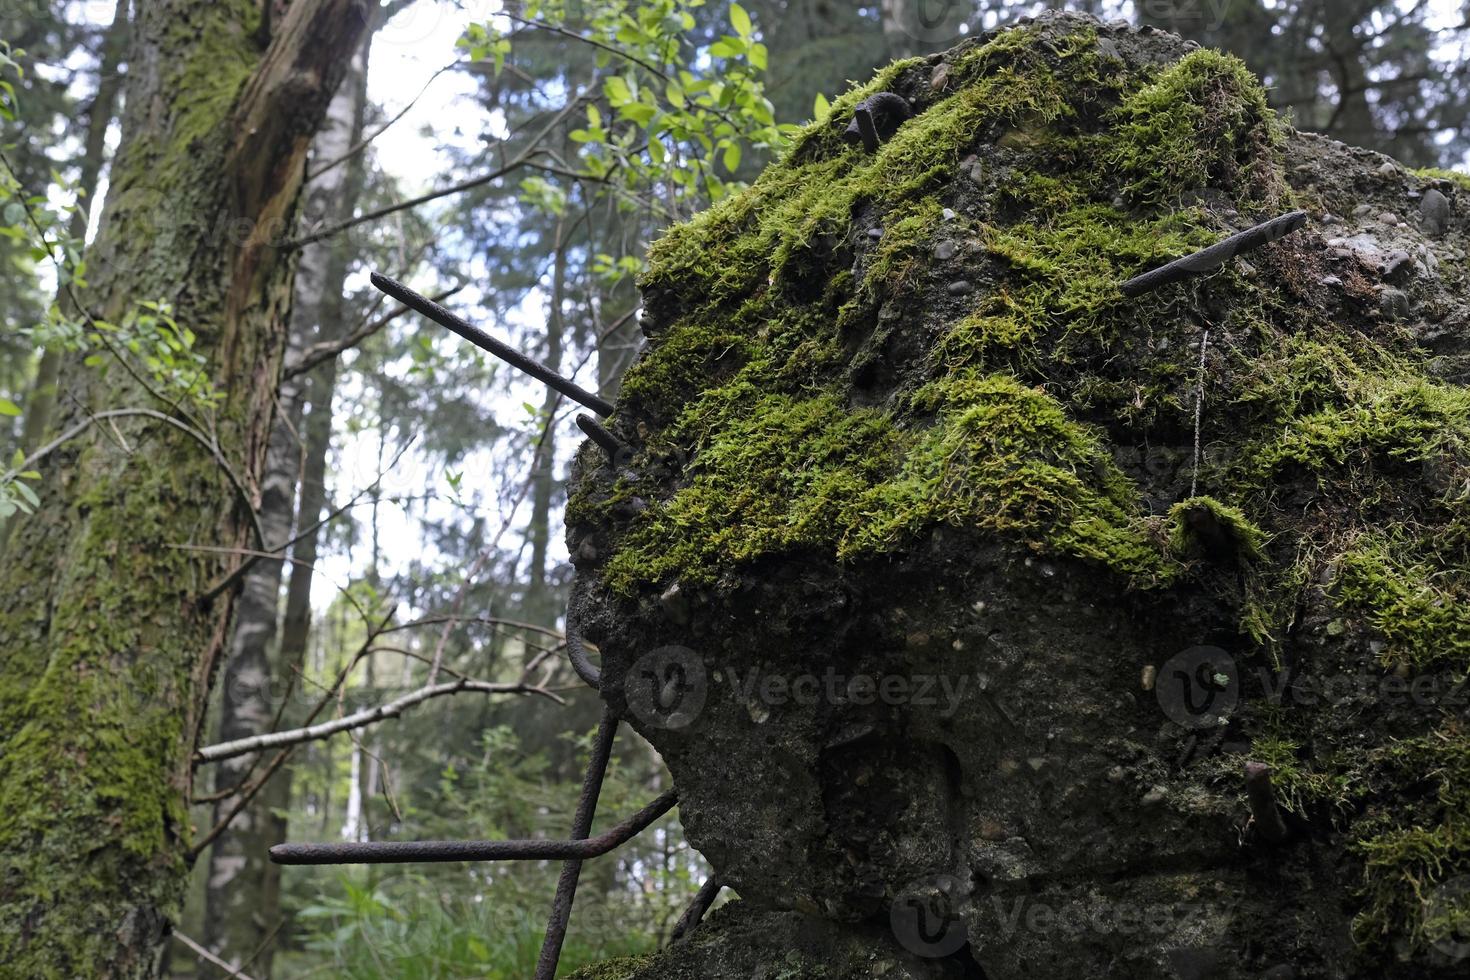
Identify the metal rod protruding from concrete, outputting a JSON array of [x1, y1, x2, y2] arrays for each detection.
[[853, 105, 881, 153], [534, 705, 620, 980], [371, 272, 615, 417], [670, 874, 725, 943], [268, 787, 675, 865], [576, 413, 625, 464], [564, 583, 603, 691], [1244, 761, 1290, 844], [1120, 210, 1309, 298]]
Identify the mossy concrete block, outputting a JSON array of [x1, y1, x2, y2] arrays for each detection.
[[569, 12, 1470, 979]]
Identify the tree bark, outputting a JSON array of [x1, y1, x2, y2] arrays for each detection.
[[0, 1, 367, 976], [199, 24, 372, 975]]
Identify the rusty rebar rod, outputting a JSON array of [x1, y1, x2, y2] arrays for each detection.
[[371, 272, 615, 417], [852, 105, 880, 153], [268, 786, 675, 866], [1120, 210, 1309, 298], [670, 874, 725, 943], [564, 583, 603, 690], [576, 413, 625, 464], [534, 705, 620, 980], [1244, 761, 1290, 844]]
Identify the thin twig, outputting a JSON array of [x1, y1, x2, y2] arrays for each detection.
[[4, 407, 266, 547], [307, 60, 463, 182], [1191, 329, 1210, 498], [189, 610, 398, 856], [284, 286, 465, 379], [172, 933, 259, 980], [198, 437, 418, 601], [288, 81, 590, 249]]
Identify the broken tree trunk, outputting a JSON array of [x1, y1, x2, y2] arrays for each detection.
[[0, 1, 367, 975]]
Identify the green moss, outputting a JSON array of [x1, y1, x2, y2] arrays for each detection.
[[603, 370, 1172, 592], [1414, 167, 1470, 192], [595, 20, 1470, 960], [1109, 49, 1284, 206], [1166, 496, 1267, 562], [1246, 726, 1359, 818], [565, 954, 656, 980], [1353, 725, 1470, 954], [1333, 537, 1470, 669]]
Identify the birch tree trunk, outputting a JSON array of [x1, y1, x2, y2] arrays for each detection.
[[199, 29, 372, 975], [0, 2, 367, 975]]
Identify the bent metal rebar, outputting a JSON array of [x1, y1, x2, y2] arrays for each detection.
[[268, 274, 719, 980]]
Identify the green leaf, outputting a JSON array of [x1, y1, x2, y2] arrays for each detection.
[[13, 480, 38, 508], [620, 102, 657, 126], [604, 75, 632, 105], [723, 142, 741, 174], [18, 471, 39, 481], [10, 448, 22, 469], [813, 91, 831, 120], [749, 42, 768, 70], [730, 2, 752, 38], [709, 37, 744, 59], [0, 397, 20, 417]]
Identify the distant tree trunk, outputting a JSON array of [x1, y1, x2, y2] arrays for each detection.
[[252, 48, 370, 968], [1, 0, 129, 555], [199, 25, 372, 974], [526, 217, 569, 621], [0, 1, 368, 976], [1317, 0, 1379, 147]]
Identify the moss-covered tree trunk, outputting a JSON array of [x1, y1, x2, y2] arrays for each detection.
[[0, 1, 367, 975]]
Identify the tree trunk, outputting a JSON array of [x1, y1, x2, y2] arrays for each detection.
[[199, 27, 372, 975], [1, 0, 130, 556], [252, 49, 370, 968], [526, 217, 569, 621], [0, 2, 368, 976]]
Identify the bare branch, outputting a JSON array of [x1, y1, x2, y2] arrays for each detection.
[[284, 285, 465, 379], [307, 60, 463, 182], [197, 679, 563, 763], [172, 933, 260, 980], [287, 80, 590, 249]]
